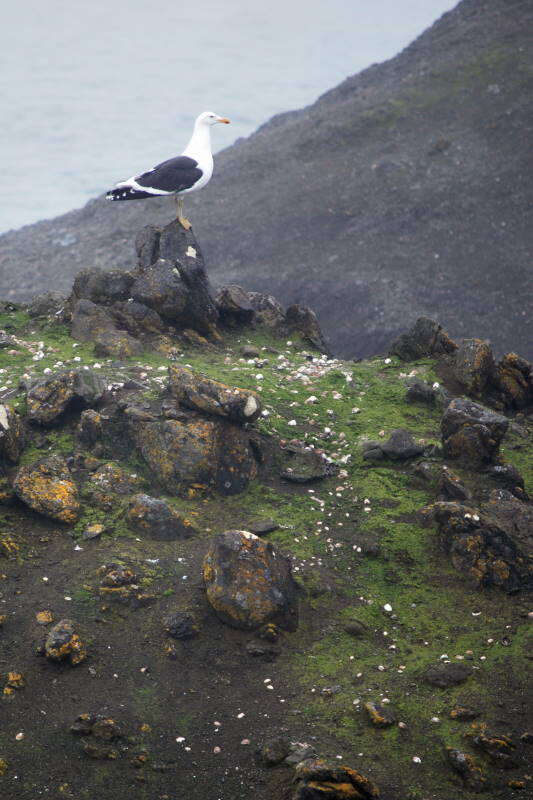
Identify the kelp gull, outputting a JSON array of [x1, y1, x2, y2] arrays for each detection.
[[106, 111, 230, 230]]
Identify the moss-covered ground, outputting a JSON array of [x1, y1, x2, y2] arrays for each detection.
[[0, 309, 531, 800]]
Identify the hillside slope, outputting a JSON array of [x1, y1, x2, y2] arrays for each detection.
[[1, 0, 532, 357]]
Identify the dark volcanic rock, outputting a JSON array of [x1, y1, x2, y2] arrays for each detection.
[[72, 267, 134, 305], [27, 291, 66, 318], [446, 748, 486, 792], [247, 292, 286, 329], [45, 619, 86, 665], [127, 494, 196, 539], [452, 338, 495, 396], [280, 443, 331, 482], [363, 428, 424, 461], [71, 299, 144, 357], [203, 530, 298, 631], [26, 368, 106, 425], [364, 701, 396, 728], [84, 462, 144, 510], [0, 403, 25, 463], [426, 496, 533, 591], [438, 466, 471, 501], [389, 317, 457, 361], [292, 758, 379, 800], [168, 364, 262, 423], [424, 661, 473, 688], [492, 352, 533, 409], [485, 463, 527, 501], [470, 728, 518, 769], [441, 398, 508, 465], [215, 285, 255, 326], [260, 738, 291, 766], [406, 378, 452, 408], [285, 303, 330, 354], [163, 611, 199, 640], [13, 455, 80, 523]]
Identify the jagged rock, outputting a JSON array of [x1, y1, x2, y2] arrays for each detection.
[[452, 338, 495, 396], [72, 268, 135, 305], [163, 611, 199, 640], [27, 291, 66, 318], [363, 428, 424, 461], [280, 443, 331, 482], [133, 218, 218, 336], [492, 352, 533, 409], [203, 530, 298, 631], [389, 317, 457, 361], [71, 298, 115, 340], [26, 368, 106, 425], [441, 398, 508, 465], [168, 364, 262, 423], [215, 285, 255, 325], [14, 455, 80, 523], [364, 701, 396, 727], [0, 404, 25, 463], [424, 661, 473, 688], [446, 748, 486, 792], [424, 495, 532, 591], [45, 619, 86, 665], [127, 494, 196, 539], [438, 466, 471, 501], [285, 303, 330, 355], [292, 758, 379, 800], [109, 300, 165, 337], [405, 378, 452, 408], [247, 292, 286, 329], [485, 463, 528, 501], [84, 462, 144, 510], [128, 413, 257, 496]]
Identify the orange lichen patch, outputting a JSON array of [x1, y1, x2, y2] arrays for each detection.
[[0, 615, 6, 627], [0, 536, 19, 558], [36, 610, 54, 625], [5, 672, 25, 689], [139, 723, 151, 733], [508, 780, 525, 790], [0, 758, 8, 776], [13, 457, 80, 523], [45, 619, 87, 666], [363, 701, 395, 727]]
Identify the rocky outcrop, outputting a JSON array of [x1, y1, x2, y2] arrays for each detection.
[[285, 303, 331, 355], [389, 317, 457, 361], [14, 455, 80, 523], [127, 494, 196, 539], [168, 364, 262, 423], [0, 403, 25, 463], [203, 530, 298, 630], [441, 398, 508, 466], [26, 368, 106, 425]]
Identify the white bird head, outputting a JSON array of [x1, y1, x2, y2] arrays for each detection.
[[196, 111, 230, 126]]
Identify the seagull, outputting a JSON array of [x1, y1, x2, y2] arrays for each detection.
[[106, 111, 230, 230]]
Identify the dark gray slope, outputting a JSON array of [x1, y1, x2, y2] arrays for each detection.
[[1, 0, 532, 358]]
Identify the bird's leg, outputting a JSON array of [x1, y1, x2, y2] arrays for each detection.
[[175, 194, 191, 231]]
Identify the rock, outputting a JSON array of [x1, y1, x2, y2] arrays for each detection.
[[389, 317, 457, 361], [109, 300, 165, 337], [411, 460, 441, 485], [133, 218, 219, 336], [245, 640, 281, 661], [93, 328, 144, 359], [45, 619, 86, 665], [163, 611, 200, 640], [426, 495, 532, 591], [452, 338, 495, 396], [27, 291, 66, 318], [83, 523, 105, 540], [485, 463, 528, 501], [129, 413, 257, 496], [446, 748, 486, 792], [285, 303, 331, 355], [438, 466, 471, 501], [492, 352, 533, 409], [241, 345, 260, 358], [203, 530, 298, 631], [168, 364, 262, 424], [247, 292, 286, 329], [280, 442, 331, 482], [292, 758, 379, 799], [127, 494, 196, 540], [99, 563, 137, 588], [441, 398, 508, 465], [343, 619, 367, 637], [285, 743, 318, 766], [14, 456, 80, 523], [70, 298, 115, 340], [364, 701, 396, 727], [470, 727, 517, 769], [27, 368, 106, 425], [260, 737, 291, 766], [450, 706, 480, 721], [381, 428, 424, 460], [36, 610, 54, 625], [248, 519, 279, 535], [84, 462, 144, 510], [215, 285, 255, 325], [72, 268, 135, 305], [70, 713, 123, 760], [424, 661, 473, 688], [406, 378, 452, 408], [0, 404, 25, 463]]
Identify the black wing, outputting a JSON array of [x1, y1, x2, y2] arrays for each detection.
[[136, 155, 202, 192]]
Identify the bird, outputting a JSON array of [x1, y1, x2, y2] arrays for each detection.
[[105, 111, 230, 230]]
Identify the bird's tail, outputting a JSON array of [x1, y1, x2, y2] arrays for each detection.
[[106, 187, 154, 201]]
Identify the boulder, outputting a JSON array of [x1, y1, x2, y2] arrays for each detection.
[[424, 661, 473, 688], [163, 611, 200, 639], [215, 285, 255, 325], [129, 413, 257, 496], [93, 328, 143, 359], [389, 317, 457, 361], [27, 291, 66, 318], [127, 494, 196, 539], [363, 428, 424, 461], [45, 619, 86, 665], [469, 728, 517, 769], [72, 268, 135, 305], [438, 466, 471, 501], [84, 463, 144, 510], [405, 378, 452, 408], [0, 404, 25, 463], [26, 368, 106, 425], [292, 759, 379, 800], [492, 352, 533, 409], [70, 299, 143, 357], [285, 303, 331, 355], [14, 455, 80, 523], [441, 398, 508, 465], [247, 292, 286, 329], [452, 338, 495, 396], [280, 443, 331, 482], [109, 300, 165, 337], [168, 364, 262, 424], [424, 495, 532, 591], [485, 463, 527, 501], [203, 530, 298, 631]]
